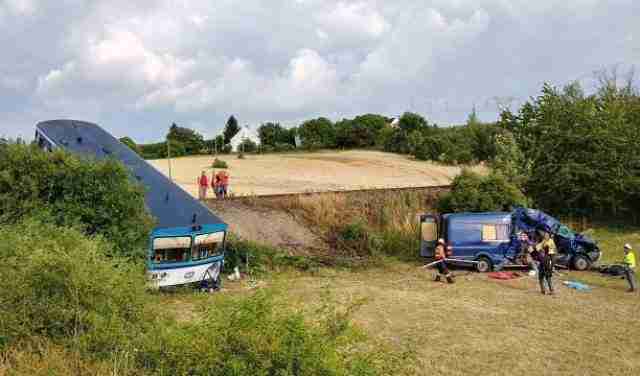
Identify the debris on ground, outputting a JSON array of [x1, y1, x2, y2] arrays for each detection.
[[562, 281, 591, 291], [488, 271, 522, 280]]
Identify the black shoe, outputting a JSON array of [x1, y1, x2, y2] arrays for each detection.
[[446, 276, 455, 284], [434, 275, 441, 282], [540, 290, 546, 295], [627, 288, 636, 293]]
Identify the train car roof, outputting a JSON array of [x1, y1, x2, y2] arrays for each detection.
[[36, 119, 225, 230]]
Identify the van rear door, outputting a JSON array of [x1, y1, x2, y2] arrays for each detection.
[[420, 214, 438, 257]]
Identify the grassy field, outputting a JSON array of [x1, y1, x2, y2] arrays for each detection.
[[158, 224, 640, 376], [148, 150, 479, 197]]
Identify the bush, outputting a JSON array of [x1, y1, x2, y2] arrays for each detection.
[[140, 290, 398, 375], [0, 220, 150, 356], [212, 158, 228, 169], [224, 235, 319, 274], [437, 169, 528, 213], [0, 144, 154, 258]]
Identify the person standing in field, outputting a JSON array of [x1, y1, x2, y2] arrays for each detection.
[[220, 170, 230, 199], [197, 171, 209, 200], [622, 244, 637, 292], [538, 245, 555, 295], [211, 170, 219, 199], [434, 239, 454, 284]]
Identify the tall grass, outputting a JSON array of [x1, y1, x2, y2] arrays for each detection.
[[263, 189, 439, 263]]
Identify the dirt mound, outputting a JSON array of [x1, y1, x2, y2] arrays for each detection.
[[206, 200, 327, 256]]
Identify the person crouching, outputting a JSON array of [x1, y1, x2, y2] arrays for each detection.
[[434, 238, 455, 284]]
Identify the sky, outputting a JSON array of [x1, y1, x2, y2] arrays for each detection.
[[0, 0, 638, 143]]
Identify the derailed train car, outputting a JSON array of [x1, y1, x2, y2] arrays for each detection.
[[35, 119, 228, 288]]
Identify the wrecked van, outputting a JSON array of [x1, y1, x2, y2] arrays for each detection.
[[419, 208, 601, 272]]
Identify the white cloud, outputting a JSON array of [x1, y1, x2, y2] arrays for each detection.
[[316, 1, 389, 41], [1, 0, 639, 141], [3, 0, 38, 15]]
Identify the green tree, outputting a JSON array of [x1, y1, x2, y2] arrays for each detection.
[[118, 136, 141, 156], [166, 123, 204, 155], [437, 169, 528, 213], [298, 117, 336, 149], [258, 122, 293, 147], [499, 78, 640, 216], [223, 115, 240, 144], [0, 144, 154, 257]]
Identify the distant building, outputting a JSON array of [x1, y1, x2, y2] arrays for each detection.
[[389, 118, 400, 128], [229, 126, 261, 152]]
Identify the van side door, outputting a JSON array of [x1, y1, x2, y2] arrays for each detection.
[[420, 214, 438, 257]]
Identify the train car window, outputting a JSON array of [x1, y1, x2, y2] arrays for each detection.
[[153, 236, 192, 263], [421, 221, 437, 242], [193, 232, 224, 260]]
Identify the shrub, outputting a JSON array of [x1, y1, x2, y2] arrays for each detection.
[[0, 144, 154, 258], [437, 169, 528, 213], [212, 158, 228, 169], [0, 220, 150, 356], [224, 235, 319, 273], [140, 290, 399, 375]]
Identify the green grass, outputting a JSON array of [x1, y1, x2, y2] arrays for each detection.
[[584, 223, 640, 263], [157, 223, 640, 376]]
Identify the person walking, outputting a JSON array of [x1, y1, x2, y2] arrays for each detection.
[[434, 239, 454, 284], [538, 245, 555, 295], [197, 171, 209, 200], [622, 244, 637, 292]]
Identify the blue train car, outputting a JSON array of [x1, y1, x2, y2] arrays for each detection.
[[35, 119, 228, 288]]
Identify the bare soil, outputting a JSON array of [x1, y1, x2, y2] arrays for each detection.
[[207, 200, 327, 255], [148, 150, 478, 197]]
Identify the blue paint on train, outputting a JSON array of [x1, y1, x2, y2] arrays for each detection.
[[34, 119, 228, 285]]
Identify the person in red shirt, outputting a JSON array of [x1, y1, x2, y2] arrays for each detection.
[[197, 171, 209, 200], [220, 170, 230, 199]]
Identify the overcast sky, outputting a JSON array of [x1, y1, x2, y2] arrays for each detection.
[[0, 0, 638, 142]]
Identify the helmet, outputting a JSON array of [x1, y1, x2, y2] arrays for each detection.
[[624, 243, 632, 250], [437, 238, 445, 244]]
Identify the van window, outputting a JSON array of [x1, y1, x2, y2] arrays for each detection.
[[482, 224, 510, 242], [421, 221, 437, 242]]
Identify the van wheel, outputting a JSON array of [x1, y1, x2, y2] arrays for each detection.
[[476, 257, 493, 273], [572, 255, 590, 271]]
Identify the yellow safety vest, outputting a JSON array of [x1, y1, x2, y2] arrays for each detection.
[[536, 238, 557, 255], [624, 252, 636, 269]]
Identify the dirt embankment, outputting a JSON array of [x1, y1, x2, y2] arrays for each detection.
[[205, 186, 449, 256]]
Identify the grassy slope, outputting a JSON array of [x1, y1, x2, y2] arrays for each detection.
[[160, 224, 640, 376]]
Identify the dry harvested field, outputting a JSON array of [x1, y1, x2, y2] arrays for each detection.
[[148, 150, 477, 197]]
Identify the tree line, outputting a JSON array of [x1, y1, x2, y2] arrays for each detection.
[[128, 111, 502, 165], [439, 70, 640, 219]]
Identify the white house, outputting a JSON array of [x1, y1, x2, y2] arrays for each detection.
[[229, 126, 261, 152]]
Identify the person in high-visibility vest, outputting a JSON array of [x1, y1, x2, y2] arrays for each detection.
[[623, 244, 637, 292], [434, 239, 454, 284]]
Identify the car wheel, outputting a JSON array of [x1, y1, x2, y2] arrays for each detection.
[[572, 255, 590, 271], [476, 257, 493, 273]]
